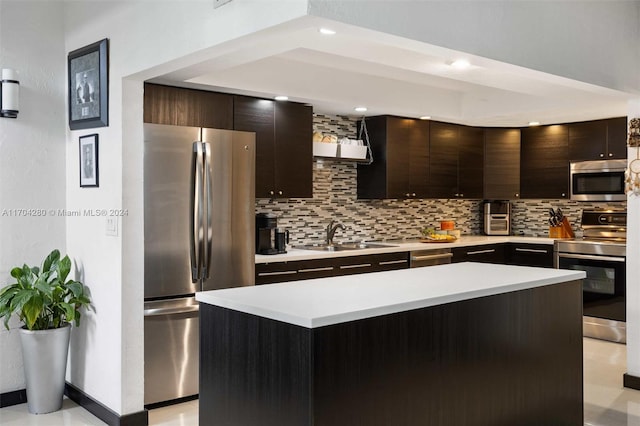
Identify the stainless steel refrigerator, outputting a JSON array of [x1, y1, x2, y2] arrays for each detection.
[[143, 123, 255, 406]]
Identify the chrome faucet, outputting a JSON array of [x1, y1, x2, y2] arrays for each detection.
[[326, 220, 347, 246]]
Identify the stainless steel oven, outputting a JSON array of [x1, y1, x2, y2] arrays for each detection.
[[554, 210, 627, 343]]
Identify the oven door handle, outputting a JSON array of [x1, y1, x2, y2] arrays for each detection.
[[558, 253, 626, 263]]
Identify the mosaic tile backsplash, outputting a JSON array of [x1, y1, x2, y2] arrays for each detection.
[[255, 114, 626, 245]]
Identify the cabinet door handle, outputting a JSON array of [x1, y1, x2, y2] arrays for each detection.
[[257, 270, 297, 277], [406, 193, 411, 197], [297, 267, 334, 273], [561, 193, 566, 197], [269, 190, 275, 195], [278, 190, 283, 195], [379, 259, 408, 266], [411, 253, 453, 262], [515, 248, 548, 254], [515, 193, 519, 198], [339, 263, 372, 270], [609, 153, 614, 157], [459, 193, 464, 197], [466, 249, 495, 255], [600, 153, 605, 158]]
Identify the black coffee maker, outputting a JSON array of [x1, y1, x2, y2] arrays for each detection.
[[256, 213, 289, 255]]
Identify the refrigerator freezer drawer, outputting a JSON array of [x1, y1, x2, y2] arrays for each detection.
[[144, 297, 199, 406]]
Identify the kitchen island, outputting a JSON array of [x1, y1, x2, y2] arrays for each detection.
[[196, 262, 585, 426]]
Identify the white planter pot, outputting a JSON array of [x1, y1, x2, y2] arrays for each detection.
[[19, 323, 71, 414]]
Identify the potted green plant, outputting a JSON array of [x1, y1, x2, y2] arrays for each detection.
[[0, 249, 91, 414]]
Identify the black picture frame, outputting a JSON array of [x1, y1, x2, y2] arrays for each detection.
[[68, 38, 109, 130], [79, 134, 99, 188]]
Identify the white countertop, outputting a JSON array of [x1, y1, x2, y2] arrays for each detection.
[[255, 236, 557, 263], [196, 262, 584, 328]]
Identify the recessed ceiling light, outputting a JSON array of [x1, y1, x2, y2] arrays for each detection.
[[274, 95, 288, 101], [354, 106, 367, 112], [319, 28, 336, 35], [528, 121, 540, 126], [450, 59, 471, 69], [419, 116, 431, 120]]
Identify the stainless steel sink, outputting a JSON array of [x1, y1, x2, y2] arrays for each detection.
[[296, 242, 398, 251]]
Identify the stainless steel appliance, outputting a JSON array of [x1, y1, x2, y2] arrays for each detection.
[[570, 159, 626, 202], [554, 209, 626, 343], [256, 213, 288, 254], [410, 248, 452, 267], [143, 123, 255, 406], [483, 201, 511, 235]]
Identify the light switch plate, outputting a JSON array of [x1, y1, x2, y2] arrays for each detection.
[[213, 0, 233, 8], [106, 217, 118, 237]]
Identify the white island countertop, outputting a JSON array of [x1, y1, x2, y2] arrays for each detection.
[[196, 262, 585, 328]]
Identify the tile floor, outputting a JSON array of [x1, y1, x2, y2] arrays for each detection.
[[1, 338, 639, 425]]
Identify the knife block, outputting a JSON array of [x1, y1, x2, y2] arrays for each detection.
[[548, 217, 575, 238], [560, 217, 575, 238], [548, 226, 564, 238]]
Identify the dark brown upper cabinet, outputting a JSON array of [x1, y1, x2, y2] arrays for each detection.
[[233, 96, 312, 198], [484, 128, 521, 200], [143, 83, 233, 129], [357, 115, 429, 199], [568, 117, 627, 162], [429, 122, 484, 199], [520, 125, 569, 199]]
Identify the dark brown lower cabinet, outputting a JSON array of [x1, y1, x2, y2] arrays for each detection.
[[507, 243, 554, 268], [200, 280, 583, 426], [255, 252, 409, 285], [452, 244, 506, 264]]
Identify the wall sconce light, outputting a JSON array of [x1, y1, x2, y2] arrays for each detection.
[[1, 69, 19, 118]]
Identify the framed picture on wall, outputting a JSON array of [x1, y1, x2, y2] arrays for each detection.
[[68, 38, 109, 130], [79, 134, 99, 188]]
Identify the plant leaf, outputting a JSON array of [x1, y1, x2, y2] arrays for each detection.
[[57, 256, 71, 282], [0, 284, 19, 301], [60, 302, 75, 322], [66, 281, 84, 298], [22, 294, 43, 330], [21, 265, 31, 281], [42, 249, 60, 273], [10, 288, 34, 314], [34, 274, 53, 298], [10, 267, 23, 279], [73, 310, 82, 326]]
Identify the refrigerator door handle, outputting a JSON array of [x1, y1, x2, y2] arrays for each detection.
[[190, 142, 204, 282], [143, 304, 200, 317], [203, 142, 213, 280]]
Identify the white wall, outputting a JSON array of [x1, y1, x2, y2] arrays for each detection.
[[308, 0, 640, 93], [0, 0, 66, 393], [62, 0, 309, 415]]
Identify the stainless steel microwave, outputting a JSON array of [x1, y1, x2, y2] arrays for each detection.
[[570, 159, 627, 201]]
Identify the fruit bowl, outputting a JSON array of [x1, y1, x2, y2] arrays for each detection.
[[420, 235, 457, 243]]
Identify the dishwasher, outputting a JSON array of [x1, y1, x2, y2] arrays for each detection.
[[410, 248, 453, 267]]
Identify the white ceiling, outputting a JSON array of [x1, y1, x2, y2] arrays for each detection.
[[151, 18, 633, 127]]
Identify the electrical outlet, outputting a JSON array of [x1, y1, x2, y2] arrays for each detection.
[[106, 217, 119, 237]]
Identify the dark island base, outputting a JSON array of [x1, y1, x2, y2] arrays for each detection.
[[200, 280, 583, 426]]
